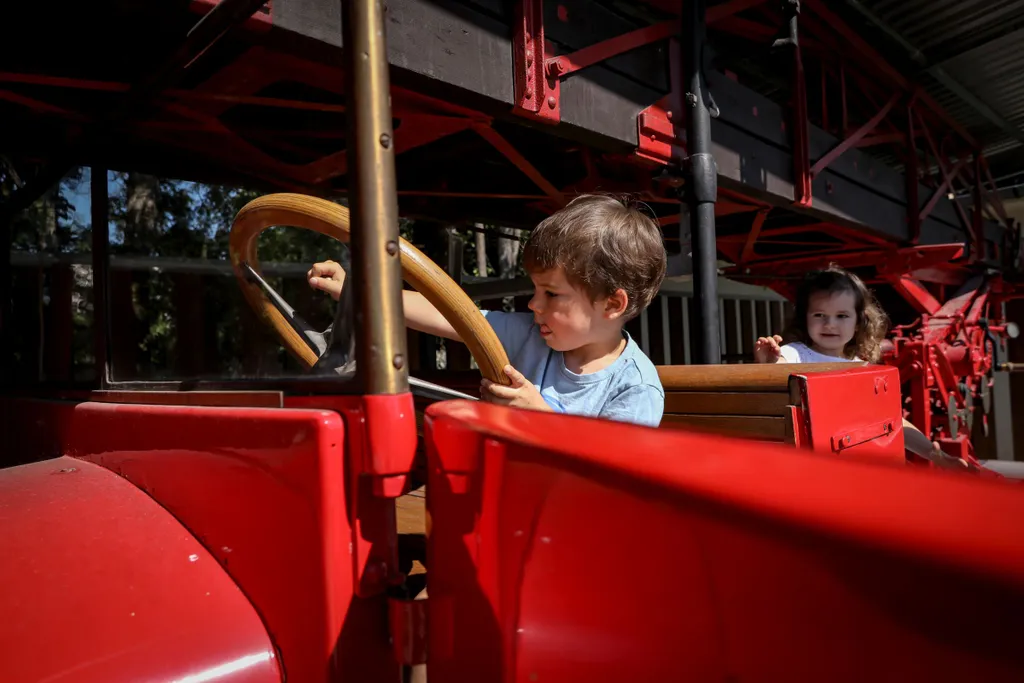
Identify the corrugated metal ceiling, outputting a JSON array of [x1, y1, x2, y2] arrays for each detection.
[[839, 0, 1024, 182]]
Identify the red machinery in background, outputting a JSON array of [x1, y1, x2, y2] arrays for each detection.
[[724, 237, 1020, 463], [883, 273, 1019, 461]]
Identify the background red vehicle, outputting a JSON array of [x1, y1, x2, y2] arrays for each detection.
[[2, 0, 1024, 681]]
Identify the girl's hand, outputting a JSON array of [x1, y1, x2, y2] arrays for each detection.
[[307, 260, 346, 301], [754, 335, 784, 363]]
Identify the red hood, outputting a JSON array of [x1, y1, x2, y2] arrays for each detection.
[[0, 457, 281, 683]]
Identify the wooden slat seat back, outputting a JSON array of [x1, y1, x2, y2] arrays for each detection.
[[413, 364, 864, 444], [657, 363, 860, 442]]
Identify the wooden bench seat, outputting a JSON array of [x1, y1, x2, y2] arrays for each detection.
[[414, 363, 865, 445], [657, 362, 859, 443]]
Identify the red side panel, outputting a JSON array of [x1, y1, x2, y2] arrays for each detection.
[[68, 401, 399, 683], [796, 364, 907, 464], [0, 457, 281, 683], [426, 402, 1024, 683]]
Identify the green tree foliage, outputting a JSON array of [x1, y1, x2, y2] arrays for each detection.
[[6, 167, 528, 382]]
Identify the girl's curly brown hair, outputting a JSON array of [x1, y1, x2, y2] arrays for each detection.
[[783, 264, 889, 362]]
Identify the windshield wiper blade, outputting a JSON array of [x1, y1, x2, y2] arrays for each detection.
[[240, 262, 328, 357]]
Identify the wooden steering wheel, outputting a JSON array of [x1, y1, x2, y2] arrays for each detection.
[[229, 193, 510, 385]]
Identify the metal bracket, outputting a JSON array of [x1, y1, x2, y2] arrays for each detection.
[[515, 2, 682, 128], [637, 104, 684, 164], [831, 419, 896, 452], [512, 0, 559, 124]]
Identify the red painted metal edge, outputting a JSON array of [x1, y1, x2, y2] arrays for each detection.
[[425, 400, 1024, 682], [0, 457, 282, 683], [71, 400, 399, 682]]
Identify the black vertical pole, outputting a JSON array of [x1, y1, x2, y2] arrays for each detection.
[[683, 0, 721, 364]]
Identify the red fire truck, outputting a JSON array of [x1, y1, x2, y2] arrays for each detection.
[[2, 1, 1023, 681]]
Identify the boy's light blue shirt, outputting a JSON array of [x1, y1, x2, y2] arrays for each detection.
[[481, 310, 664, 428]]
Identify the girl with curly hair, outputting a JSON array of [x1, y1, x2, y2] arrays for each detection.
[[754, 264, 970, 470], [754, 264, 888, 364]]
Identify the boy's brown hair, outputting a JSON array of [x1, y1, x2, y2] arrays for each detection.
[[784, 263, 889, 362], [523, 194, 667, 321]]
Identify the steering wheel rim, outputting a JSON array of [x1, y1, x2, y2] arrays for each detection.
[[229, 193, 511, 385]]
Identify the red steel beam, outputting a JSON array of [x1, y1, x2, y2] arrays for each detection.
[[472, 122, 565, 204], [0, 90, 78, 117], [735, 243, 964, 276], [855, 132, 904, 147], [915, 109, 973, 227], [803, 0, 977, 149], [906, 104, 921, 242], [548, 21, 675, 78], [810, 92, 899, 177], [980, 155, 1010, 226], [0, 71, 352, 114], [917, 158, 968, 223], [739, 208, 770, 263], [887, 275, 941, 316]]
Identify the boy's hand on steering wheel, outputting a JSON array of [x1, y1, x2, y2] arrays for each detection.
[[308, 260, 346, 301], [481, 365, 552, 412], [754, 335, 784, 363]]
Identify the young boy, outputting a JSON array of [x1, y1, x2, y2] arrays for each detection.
[[308, 194, 667, 427]]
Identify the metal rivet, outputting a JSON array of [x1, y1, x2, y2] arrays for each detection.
[[547, 96, 557, 109], [379, 133, 391, 149], [393, 354, 405, 369], [386, 240, 398, 256]]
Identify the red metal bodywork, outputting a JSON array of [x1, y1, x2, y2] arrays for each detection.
[[883, 276, 1010, 459], [0, 365, 1020, 681], [0, 394, 416, 683], [792, 364, 905, 464], [0, 456, 282, 683], [425, 400, 1024, 682]]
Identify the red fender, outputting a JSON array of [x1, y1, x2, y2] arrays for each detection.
[[0, 456, 282, 683]]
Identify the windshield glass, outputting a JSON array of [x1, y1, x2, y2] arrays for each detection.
[[3, 168, 489, 386], [4, 169, 796, 389]]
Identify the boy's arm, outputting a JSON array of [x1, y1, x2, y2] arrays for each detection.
[[308, 262, 463, 341], [402, 290, 462, 341], [599, 385, 664, 428]]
